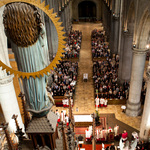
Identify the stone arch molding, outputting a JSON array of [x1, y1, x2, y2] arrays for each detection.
[[125, 0, 135, 34], [72, 0, 102, 21], [136, 8, 150, 49]]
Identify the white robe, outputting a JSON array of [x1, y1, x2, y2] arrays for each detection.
[[95, 98, 99, 106], [100, 98, 105, 104], [104, 100, 108, 106], [114, 126, 119, 136], [86, 130, 91, 138]]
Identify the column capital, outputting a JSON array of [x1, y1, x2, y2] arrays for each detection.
[[0, 74, 14, 85], [123, 31, 133, 38], [132, 48, 149, 54], [113, 15, 119, 20]]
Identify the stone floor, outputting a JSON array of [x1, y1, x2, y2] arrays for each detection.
[[52, 23, 142, 131]]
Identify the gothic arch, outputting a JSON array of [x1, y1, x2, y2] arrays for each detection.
[[123, 1, 135, 34], [136, 9, 150, 49], [126, 1, 135, 34], [110, 0, 112, 10], [72, 0, 102, 21], [78, 1, 96, 20]]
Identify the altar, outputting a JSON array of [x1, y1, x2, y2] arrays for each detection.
[[74, 115, 93, 127]]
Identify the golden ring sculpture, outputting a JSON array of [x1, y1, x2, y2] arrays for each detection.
[[0, 0, 66, 79]]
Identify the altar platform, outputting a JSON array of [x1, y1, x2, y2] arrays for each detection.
[[74, 115, 106, 128], [74, 114, 139, 141]]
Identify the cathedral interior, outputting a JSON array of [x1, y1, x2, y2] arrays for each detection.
[[0, 0, 150, 149]]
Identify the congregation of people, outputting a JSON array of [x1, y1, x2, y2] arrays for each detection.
[[91, 29, 110, 59], [91, 29, 130, 107], [63, 30, 82, 59], [47, 61, 78, 99]]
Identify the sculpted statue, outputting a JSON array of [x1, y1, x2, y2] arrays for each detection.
[[3, 2, 53, 117]]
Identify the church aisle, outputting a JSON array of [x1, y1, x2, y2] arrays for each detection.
[[72, 23, 103, 114]]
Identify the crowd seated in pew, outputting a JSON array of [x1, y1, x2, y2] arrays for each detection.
[[91, 29, 110, 59], [63, 30, 82, 59], [47, 61, 78, 106], [93, 54, 130, 101], [47, 61, 78, 96]]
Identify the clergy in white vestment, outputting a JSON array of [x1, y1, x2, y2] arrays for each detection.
[[64, 98, 69, 107], [85, 130, 91, 138], [85, 128, 92, 141], [132, 131, 139, 142], [114, 125, 119, 136], [108, 127, 113, 133], [102, 129, 107, 141], [104, 99, 108, 107], [89, 126, 93, 132], [60, 111, 65, 122], [100, 98, 105, 107], [65, 114, 69, 126], [95, 96, 100, 108], [62, 99, 66, 107], [96, 129, 100, 140], [102, 143, 105, 150], [66, 98, 69, 107], [119, 138, 129, 150], [56, 109, 60, 122], [99, 130, 103, 139]]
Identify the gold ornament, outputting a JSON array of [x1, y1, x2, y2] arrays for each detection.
[[0, 0, 66, 79]]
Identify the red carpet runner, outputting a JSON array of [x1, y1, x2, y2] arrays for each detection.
[[78, 144, 111, 150]]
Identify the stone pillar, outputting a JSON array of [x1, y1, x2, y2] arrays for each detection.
[[66, 5, 70, 33], [126, 48, 148, 117], [111, 17, 119, 54], [118, 32, 133, 83], [45, 15, 53, 60], [139, 65, 150, 141], [45, 0, 58, 59], [0, 75, 25, 133], [69, 0, 72, 26], [0, 6, 24, 133]]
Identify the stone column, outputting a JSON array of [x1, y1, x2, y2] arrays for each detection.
[[118, 32, 133, 83], [0, 6, 24, 133], [64, 5, 68, 33], [111, 17, 119, 54], [69, 0, 72, 26], [0, 75, 25, 133], [139, 64, 150, 141], [126, 48, 148, 117]]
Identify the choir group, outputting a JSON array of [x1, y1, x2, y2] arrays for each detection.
[[85, 125, 119, 142], [62, 97, 73, 107], [56, 109, 69, 126], [95, 96, 108, 108]]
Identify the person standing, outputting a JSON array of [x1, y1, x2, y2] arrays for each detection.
[[122, 130, 128, 141]]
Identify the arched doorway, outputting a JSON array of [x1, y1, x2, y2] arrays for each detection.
[[78, 1, 96, 22]]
